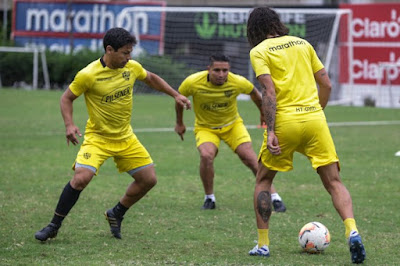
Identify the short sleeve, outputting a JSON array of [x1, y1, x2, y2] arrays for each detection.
[[250, 48, 271, 77], [233, 74, 254, 94], [69, 70, 92, 96], [130, 60, 148, 80], [178, 77, 192, 97], [309, 44, 324, 74]]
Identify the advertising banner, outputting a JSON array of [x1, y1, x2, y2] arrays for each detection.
[[340, 3, 400, 85], [12, 0, 166, 54]]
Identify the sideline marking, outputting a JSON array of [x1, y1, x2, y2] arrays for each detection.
[[134, 120, 400, 133]]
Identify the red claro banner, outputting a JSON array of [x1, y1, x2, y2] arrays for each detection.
[[340, 3, 400, 85]]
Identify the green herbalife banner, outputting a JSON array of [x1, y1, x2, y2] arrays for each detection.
[[194, 11, 308, 40]]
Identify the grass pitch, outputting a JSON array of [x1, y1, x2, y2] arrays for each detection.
[[0, 88, 399, 265]]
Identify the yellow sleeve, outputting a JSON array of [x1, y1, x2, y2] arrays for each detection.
[[130, 60, 148, 80], [250, 48, 271, 77], [309, 44, 324, 73], [69, 69, 92, 96], [178, 77, 192, 97], [233, 74, 254, 94]]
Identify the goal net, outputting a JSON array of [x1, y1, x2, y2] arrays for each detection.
[[123, 6, 352, 103]]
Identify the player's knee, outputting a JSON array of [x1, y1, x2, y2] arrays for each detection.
[[200, 151, 215, 164], [70, 176, 91, 190], [144, 175, 157, 189]]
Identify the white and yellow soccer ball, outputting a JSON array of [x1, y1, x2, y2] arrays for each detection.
[[298, 222, 331, 253]]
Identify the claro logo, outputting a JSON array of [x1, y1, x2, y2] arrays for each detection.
[[352, 9, 400, 39], [25, 4, 149, 34], [353, 51, 400, 81]]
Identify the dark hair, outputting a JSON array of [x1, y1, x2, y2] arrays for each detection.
[[209, 54, 230, 65], [247, 7, 289, 47], [103, 27, 137, 51]]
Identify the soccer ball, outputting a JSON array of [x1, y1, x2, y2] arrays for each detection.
[[298, 222, 331, 253]]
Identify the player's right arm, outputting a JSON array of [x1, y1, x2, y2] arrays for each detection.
[[257, 74, 281, 156], [174, 78, 191, 141], [60, 88, 82, 146]]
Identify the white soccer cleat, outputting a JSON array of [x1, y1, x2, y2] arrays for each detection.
[[248, 244, 270, 257]]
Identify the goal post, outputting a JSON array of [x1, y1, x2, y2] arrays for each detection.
[[0, 46, 50, 90], [115, 6, 353, 104]]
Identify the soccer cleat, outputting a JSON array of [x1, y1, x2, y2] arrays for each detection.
[[34, 223, 60, 241], [104, 209, 124, 239], [201, 198, 216, 210], [272, 200, 286, 212], [348, 231, 366, 264], [249, 244, 270, 257]]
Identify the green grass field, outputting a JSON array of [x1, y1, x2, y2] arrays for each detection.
[[0, 88, 399, 265]]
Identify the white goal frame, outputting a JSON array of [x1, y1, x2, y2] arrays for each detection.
[[0, 46, 50, 89], [118, 6, 353, 96]]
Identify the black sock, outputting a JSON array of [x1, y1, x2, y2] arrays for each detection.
[[112, 202, 129, 218], [50, 182, 82, 227]]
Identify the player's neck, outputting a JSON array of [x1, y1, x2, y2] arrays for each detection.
[[102, 54, 116, 69], [266, 34, 281, 39]]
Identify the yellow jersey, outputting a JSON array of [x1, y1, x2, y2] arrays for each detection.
[[250, 35, 325, 122], [179, 70, 254, 128], [69, 58, 147, 140]]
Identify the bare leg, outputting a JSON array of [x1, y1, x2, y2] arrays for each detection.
[[197, 142, 218, 195], [121, 165, 157, 208], [254, 162, 277, 229], [317, 163, 354, 220], [236, 142, 279, 194]]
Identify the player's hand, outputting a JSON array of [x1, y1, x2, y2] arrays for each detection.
[[175, 123, 186, 141], [267, 131, 281, 155], [65, 125, 82, 146], [175, 95, 191, 110]]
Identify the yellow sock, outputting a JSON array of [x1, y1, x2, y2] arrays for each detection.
[[258, 229, 269, 247], [344, 218, 358, 238]]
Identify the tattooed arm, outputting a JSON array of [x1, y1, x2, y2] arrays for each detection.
[[257, 74, 281, 155], [314, 68, 332, 109]]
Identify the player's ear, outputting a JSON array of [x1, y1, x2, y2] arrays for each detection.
[[105, 45, 114, 54]]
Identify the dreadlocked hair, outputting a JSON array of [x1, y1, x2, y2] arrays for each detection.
[[247, 7, 289, 48]]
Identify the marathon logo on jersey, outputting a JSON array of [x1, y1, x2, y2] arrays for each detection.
[[224, 90, 233, 98], [122, 71, 130, 81], [269, 40, 306, 52], [101, 86, 131, 104], [201, 102, 228, 111]]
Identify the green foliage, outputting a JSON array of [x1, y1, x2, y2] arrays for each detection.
[[134, 54, 195, 93], [0, 49, 102, 88], [45, 49, 103, 89], [0, 49, 193, 91], [0, 89, 399, 265], [0, 51, 33, 86]]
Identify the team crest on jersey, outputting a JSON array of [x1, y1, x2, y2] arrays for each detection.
[[122, 71, 130, 81], [83, 152, 91, 159], [224, 90, 233, 98]]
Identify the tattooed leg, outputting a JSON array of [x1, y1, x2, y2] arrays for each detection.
[[257, 191, 272, 223]]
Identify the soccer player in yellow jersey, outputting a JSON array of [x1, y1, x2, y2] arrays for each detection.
[[246, 7, 366, 263], [35, 27, 191, 241], [175, 54, 286, 212]]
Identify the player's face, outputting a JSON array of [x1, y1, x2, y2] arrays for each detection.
[[107, 44, 133, 69], [208, 61, 230, 86]]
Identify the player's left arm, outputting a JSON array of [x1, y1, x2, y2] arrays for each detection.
[[314, 68, 332, 109], [142, 71, 191, 110], [249, 87, 265, 126]]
